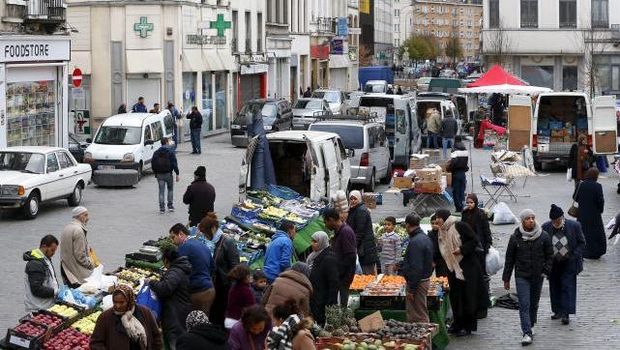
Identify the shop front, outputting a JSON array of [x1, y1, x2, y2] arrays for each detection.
[[311, 40, 331, 89], [236, 53, 268, 111], [0, 36, 70, 148]]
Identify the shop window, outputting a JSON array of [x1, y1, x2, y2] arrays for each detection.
[[46, 154, 59, 173], [591, 0, 608, 28], [521, 66, 554, 89], [182, 72, 196, 114], [520, 0, 538, 28], [202, 72, 213, 133], [559, 0, 576, 28], [562, 66, 578, 91], [215, 72, 228, 130], [6, 80, 56, 147]]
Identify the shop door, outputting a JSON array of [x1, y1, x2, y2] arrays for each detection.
[[127, 79, 161, 112], [240, 75, 261, 108], [507, 95, 533, 152]]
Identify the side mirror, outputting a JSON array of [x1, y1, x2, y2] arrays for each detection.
[[347, 149, 355, 158], [85, 138, 92, 143], [145, 140, 155, 146]]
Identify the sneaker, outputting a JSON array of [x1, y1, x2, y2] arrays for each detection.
[[521, 334, 533, 346], [168, 206, 175, 212], [159, 209, 165, 214]]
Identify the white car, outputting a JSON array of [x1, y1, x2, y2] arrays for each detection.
[[0, 147, 92, 219]]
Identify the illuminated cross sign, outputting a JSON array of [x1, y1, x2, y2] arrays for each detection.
[[134, 17, 154, 38], [210, 14, 231, 37]]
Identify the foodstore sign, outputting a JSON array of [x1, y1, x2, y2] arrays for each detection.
[[0, 39, 70, 63]]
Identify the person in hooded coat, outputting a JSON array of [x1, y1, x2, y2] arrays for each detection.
[[306, 231, 339, 326], [346, 190, 379, 274], [263, 263, 313, 318], [248, 104, 276, 190], [573, 167, 606, 259], [177, 311, 227, 350], [148, 244, 193, 350]]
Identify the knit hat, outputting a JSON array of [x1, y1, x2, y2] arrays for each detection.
[[186, 310, 209, 331], [194, 166, 206, 179], [291, 262, 311, 278], [549, 204, 564, 220], [72, 206, 88, 218], [519, 209, 536, 222]]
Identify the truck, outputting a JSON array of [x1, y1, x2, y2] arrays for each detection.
[[359, 66, 394, 92]]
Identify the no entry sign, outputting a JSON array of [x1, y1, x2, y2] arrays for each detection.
[[72, 68, 82, 88]]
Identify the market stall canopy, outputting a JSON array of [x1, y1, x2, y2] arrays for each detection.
[[466, 65, 527, 88], [458, 84, 552, 95]]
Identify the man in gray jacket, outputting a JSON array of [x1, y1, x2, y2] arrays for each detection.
[[24, 235, 59, 312], [60, 206, 95, 288]]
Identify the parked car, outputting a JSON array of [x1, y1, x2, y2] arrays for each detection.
[[343, 91, 365, 114], [363, 80, 388, 93], [84, 111, 175, 186], [239, 131, 351, 202], [310, 119, 391, 191], [230, 99, 293, 147], [416, 94, 462, 143], [292, 98, 332, 130], [68, 133, 90, 163], [312, 89, 346, 115], [0, 147, 92, 219]]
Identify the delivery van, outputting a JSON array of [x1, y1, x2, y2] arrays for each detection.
[[507, 92, 618, 169], [239, 131, 351, 202]]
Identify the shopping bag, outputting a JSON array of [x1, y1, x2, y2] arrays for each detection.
[[566, 168, 572, 182], [485, 246, 504, 276], [492, 202, 517, 225], [136, 284, 162, 321]]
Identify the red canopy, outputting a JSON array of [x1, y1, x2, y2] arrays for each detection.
[[467, 65, 527, 88]]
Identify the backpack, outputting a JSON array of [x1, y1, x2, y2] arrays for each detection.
[[152, 149, 171, 173]]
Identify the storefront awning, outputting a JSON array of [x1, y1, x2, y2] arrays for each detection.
[[126, 50, 164, 74], [217, 51, 236, 72], [69, 51, 91, 75], [329, 54, 350, 69], [182, 50, 207, 72]]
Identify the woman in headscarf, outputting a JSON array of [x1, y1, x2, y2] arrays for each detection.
[[90, 285, 163, 350], [346, 190, 378, 274], [569, 134, 594, 190], [307, 231, 338, 326], [177, 311, 228, 350], [461, 193, 493, 298], [574, 167, 606, 259]]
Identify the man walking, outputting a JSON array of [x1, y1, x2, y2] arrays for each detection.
[[60, 207, 95, 288], [503, 209, 553, 346], [323, 208, 357, 307], [426, 108, 441, 149], [24, 235, 60, 312], [401, 213, 434, 323], [441, 109, 458, 159], [152, 137, 180, 213], [183, 166, 216, 227], [541, 204, 585, 325], [447, 135, 469, 212], [132, 97, 147, 113], [187, 106, 203, 154], [263, 222, 296, 283]]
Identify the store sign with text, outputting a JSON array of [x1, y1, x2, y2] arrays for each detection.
[[186, 34, 227, 46], [0, 39, 70, 63], [311, 44, 330, 60], [331, 39, 344, 55]]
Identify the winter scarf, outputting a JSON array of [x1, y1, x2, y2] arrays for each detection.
[[518, 222, 543, 241], [267, 314, 301, 350], [186, 310, 210, 330], [112, 285, 147, 350], [306, 231, 329, 269], [438, 216, 464, 280]]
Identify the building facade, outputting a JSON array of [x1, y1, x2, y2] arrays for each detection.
[[374, 0, 394, 64], [289, 0, 311, 100], [265, 0, 292, 100], [482, 0, 620, 94], [0, 0, 71, 148], [348, 0, 361, 90]]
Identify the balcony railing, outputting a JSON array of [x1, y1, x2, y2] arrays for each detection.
[[26, 0, 66, 22]]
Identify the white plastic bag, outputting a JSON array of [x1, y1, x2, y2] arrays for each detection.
[[101, 295, 113, 311], [492, 202, 518, 225], [485, 246, 504, 276], [80, 265, 117, 293], [566, 168, 572, 182]]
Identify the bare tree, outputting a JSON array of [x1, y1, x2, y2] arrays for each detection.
[[484, 19, 513, 66], [575, 27, 613, 97]]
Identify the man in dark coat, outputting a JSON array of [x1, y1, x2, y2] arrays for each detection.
[[183, 166, 216, 227], [149, 246, 193, 349], [346, 190, 378, 274], [307, 231, 339, 326], [574, 167, 606, 259], [24, 235, 59, 312], [542, 204, 585, 325], [323, 208, 357, 307], [447, 136, 469, 212], [303, 87, 312, 97], [131, 96, 147, 113], [503, 209, 553, 346], [187, 106, 203, 154], [177, 311, 227, 350], [152, 137, 180, 213]]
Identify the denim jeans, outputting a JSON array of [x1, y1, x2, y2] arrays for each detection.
[[515, 276, 544, 336], [427, 133, 438, 149], [442, 137, 454, 159], [190, 128, 201, 153], [156, 173, 174, 210], [452, 171, 467, 212]]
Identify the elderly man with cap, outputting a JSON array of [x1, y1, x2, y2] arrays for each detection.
[[183, 166, 216, 227], [541, 204, 585, 325], [503, 209, 553, 346], [60, 206, 96, 288]]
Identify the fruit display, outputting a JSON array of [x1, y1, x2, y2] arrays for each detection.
[[362, 283, 404, 297], [316, 337, 421, 350], [247, 190, 282, 206], [376, 320, 436, 342], [378, 275, 406, 287], [29, 312, 63, 329], [13, 320, 47, 338], [350, 275, 377, 291], [71, 311, 102, 335], [321, 306, 360, 336], [430, 276, 449, 289], [43, 327, 90, 350], [48, 304, 79, 319]]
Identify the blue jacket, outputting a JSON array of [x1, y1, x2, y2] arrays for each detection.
[[263, 231, 293, 282], [152, 146, 179, 175], [132, 102, 147, 113], [178, 238, 215, 292], [401, 227, 434, 292], [541, 219, 586, 274]]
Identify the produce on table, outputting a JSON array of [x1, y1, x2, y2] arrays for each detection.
[[378, 275, 406, 286], [376, 319, 435, 341], [13, 321, 46, 338], [430, 276, 449, 289], [322, 306, 360, 336], [30, 313, 63, 329], [43, 327, 90, 350], [71, 311, 102, 335], [374, 223, 408, 240], [317, 336, 421, 350], [362, 283, 403, 296], [48, 304, 79, 318], [350, 275, 376, 291]]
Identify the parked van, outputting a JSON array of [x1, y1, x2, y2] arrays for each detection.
[[357, 94, 422, 169], [239, 131, 351, 202], [507, 93, 618, 169], [416, 92, 463, 138], [84, 111, 175, 185]]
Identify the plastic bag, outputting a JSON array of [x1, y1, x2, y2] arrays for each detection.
[[101, 295, 113, 311], [485, 246, 504, 276], [492, 202, 518, 225], [80, 265, 117, 294], [566, 168, 572, 182], [136, 284, 162, 321]]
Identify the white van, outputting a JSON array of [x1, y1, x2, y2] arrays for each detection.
[[507, 93, 618, 169], [239, 131, 351, 202], [84, 111, 175, 185]]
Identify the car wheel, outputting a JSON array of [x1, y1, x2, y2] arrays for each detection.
[[137, 162, 143, 181], [380, 162, 393, 184], [534, 160, 542, 171], [23, 192, 40, 220], [365, 170, 376, 192], [67, 184, 83, 206]]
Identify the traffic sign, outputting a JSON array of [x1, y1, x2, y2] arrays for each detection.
[[72, 68, 82, 88]]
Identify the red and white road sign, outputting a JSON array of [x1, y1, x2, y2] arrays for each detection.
[[72, 68, 82, 88]]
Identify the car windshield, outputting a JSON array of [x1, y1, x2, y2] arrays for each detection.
[[294, 100, 310, 109], [305, 100, 323, 109], [310, 125, 364, 149], [323, 92, 340, 103], [95, 126, 142, 145], [0, 152, 45, 174], [237, 102, 277, 123]]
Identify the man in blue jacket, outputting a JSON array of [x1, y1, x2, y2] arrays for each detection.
[[152, 137, 180, 213], [263, 222, 296, 283]]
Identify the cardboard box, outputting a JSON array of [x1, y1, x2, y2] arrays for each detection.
[[423, 149, 442, 157], [409, 157, 427, 169], [393, 177, 413, 189], [362, 193, 377, 209], [415, 167, 442, 182], [443, 172, 452, 187], [415, 181, 442, 194], [551, 130, 564, 138]]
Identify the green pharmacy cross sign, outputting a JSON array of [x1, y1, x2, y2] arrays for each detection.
[[134, 16, 154, 38], [210, 14, 231, 37]]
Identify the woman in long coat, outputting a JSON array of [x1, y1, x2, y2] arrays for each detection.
[[574, 167, 606, 259], [307, 231, 339, 326], [347, 191, 379, 274], [568, 134, 594, 190]]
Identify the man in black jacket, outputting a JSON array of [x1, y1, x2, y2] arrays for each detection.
[[187, 106, 203, 154], [152, 137, 180, 213], [183, 166, 216, 227], [441, 109, 458, 159], [447, 136, 469, 212], [401, 213, 434, 323], [24, 235, 60, 312], [503, 209, 553, 346]]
